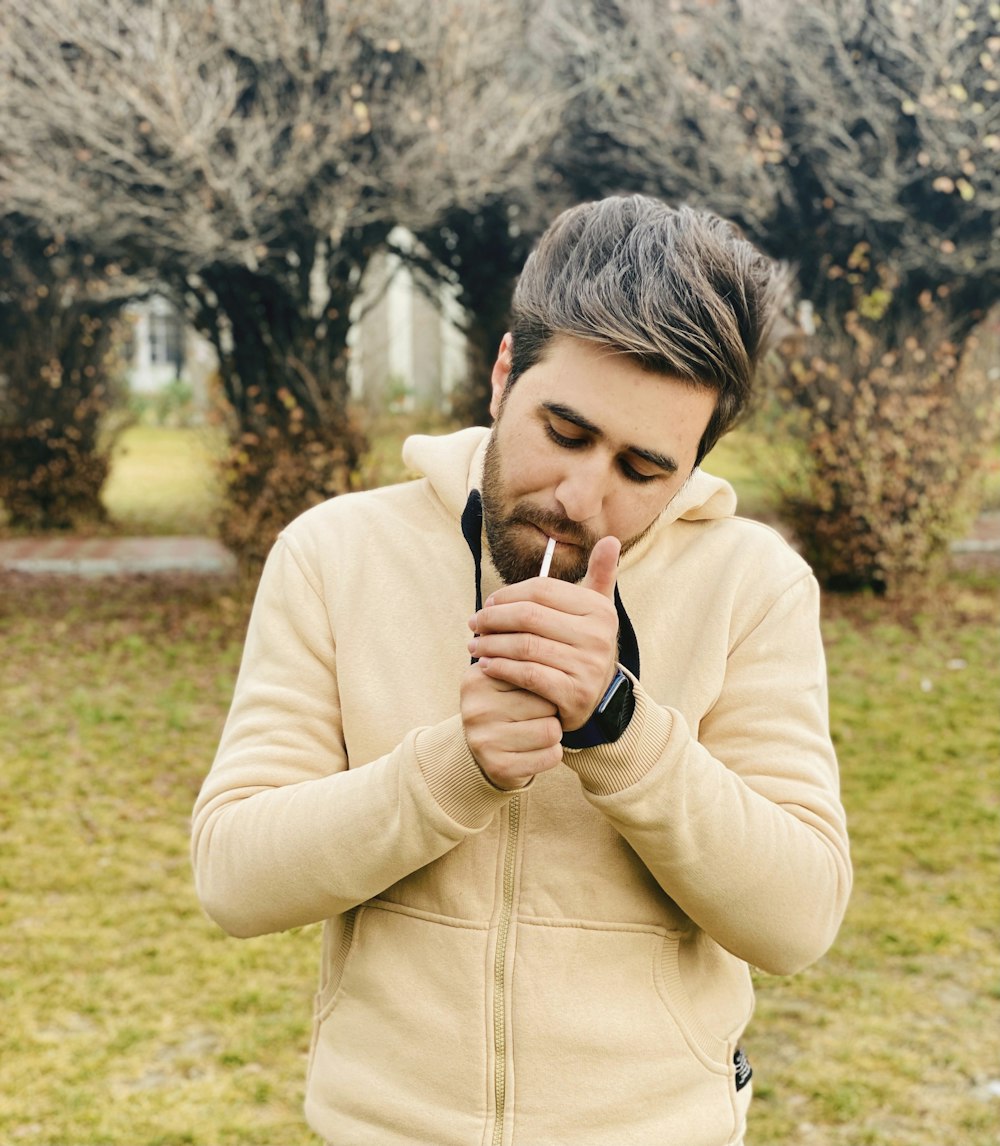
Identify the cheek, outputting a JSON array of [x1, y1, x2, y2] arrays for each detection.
[[610, 484, 678, 538], [507, 444, 562, 496]]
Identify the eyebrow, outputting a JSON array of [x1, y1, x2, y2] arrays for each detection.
[[543, 401, 679, 475]]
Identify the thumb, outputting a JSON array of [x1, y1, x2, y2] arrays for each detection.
[[582, 535, 621, 600]]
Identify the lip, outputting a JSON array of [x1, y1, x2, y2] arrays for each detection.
[[525, 523, 580, 548]]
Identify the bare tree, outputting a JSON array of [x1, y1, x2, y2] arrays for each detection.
[[540, 0, 786, 239], [546, 0, 999, 332], [412, 194, 569, 428], [541, 0, 999, 591], [750, 0, 998, 328], [0, 0, 564, 562]]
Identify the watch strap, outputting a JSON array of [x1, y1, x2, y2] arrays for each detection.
[[561, 669, 635, 749]]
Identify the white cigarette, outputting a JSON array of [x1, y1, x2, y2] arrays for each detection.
[[539, 536, 556, 577]]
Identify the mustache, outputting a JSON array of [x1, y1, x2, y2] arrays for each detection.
[[510, 505, 597, 550]]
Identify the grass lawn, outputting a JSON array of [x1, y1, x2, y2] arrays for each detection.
[[2, 424, 998, 1144], [102, 426, 227, 536]]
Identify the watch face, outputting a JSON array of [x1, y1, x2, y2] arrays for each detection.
[[598, 673, 635, 740]]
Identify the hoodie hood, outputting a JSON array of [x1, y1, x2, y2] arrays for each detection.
[[666, 466, 738, 522], [402, 427, 738, 530], [402, 428, 490, 521]]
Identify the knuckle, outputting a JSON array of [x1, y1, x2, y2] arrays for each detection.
[[524, 602, 544, 630], [544, 716, 563, 746], [574, 677, 593, 708], [464, 726, 483, 749], [459, 687, 483, 719], [536, 693, 559, 718], [522, 631, 542, 661], [543, 743, 563, 768]]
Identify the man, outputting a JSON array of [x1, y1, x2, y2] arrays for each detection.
[[192, 195, 851, 1146]]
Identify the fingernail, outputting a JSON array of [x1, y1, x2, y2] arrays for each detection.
[[468, 638, 478, 655]]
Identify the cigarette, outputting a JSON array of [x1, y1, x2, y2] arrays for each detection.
[[539, 536, 556, 577]]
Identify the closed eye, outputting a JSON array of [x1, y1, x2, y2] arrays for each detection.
[[547, 422, 659, 484], [545, 423, 587, 449], [619, 459, 658, 484]]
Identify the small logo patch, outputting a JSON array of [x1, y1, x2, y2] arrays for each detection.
[[734, 1047, 753, 1093]]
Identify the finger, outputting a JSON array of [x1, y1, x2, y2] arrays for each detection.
[[462, 668, 558, 718], [580, 535, 621, 600], [468, 631, 576, 673], [471, 596, 614, 642], [489, 687, 560, 721], [463, 716, 563, 776], [471, 599, 556, 639], [489, 715, 563, 752], [471, 589, 580, 629], [477, 656, 590, 720], [478, 742, 564, 790], [474, 576, 604, 619]]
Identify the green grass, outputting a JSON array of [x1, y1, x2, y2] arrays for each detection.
[[749, 583, 1000, 1144], [98, 415, 455, 537], [0, 580, 319, 1146], [102, 425, 227, 536], [3, 424, 999, 1144]]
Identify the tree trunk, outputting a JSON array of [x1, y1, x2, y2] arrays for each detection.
[[181, 225, 387, 570]]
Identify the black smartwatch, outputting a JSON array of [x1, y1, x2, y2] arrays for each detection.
[[561, 668, 636, 749]]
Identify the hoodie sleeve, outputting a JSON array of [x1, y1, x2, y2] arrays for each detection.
[[191, 533, 514, 938], [564, 571, 851, 976]]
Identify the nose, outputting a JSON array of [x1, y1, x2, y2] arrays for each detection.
[[554, 457, 607, 524]]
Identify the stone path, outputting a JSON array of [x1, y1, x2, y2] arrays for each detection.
[[0, 515, 997, 579], [0, 536, 237, 578]]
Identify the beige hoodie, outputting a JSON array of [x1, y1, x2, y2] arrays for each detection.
[[192, 428, 851, 1146]]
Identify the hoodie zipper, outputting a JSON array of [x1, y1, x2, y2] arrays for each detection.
[[492, 792, 521, 1146]]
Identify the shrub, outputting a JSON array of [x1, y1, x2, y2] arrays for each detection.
[[215, 385, 363, 576], [0, 226, 130, 530], [760, 305, 1000, 596]]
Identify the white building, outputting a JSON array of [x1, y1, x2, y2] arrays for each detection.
[[125, 232, 466, 416], [348, 228, 467, 414]]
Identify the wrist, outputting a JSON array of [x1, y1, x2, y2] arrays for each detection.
[[561, 668, 636, 749]]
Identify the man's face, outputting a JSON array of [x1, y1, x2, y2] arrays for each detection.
[[481, 334, 717, 584]]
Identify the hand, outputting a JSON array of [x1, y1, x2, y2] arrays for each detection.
[[467, 535, 622, 732], [460, 665, 563, 789]]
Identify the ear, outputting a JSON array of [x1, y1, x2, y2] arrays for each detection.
[[489, 333, 514, 420]]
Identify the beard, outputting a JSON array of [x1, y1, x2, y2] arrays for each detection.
[[480, 430, 598, 585]]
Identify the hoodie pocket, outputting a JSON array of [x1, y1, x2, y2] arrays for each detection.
[[305, 903, 491, 1146], [511, 923, 746, 1146]]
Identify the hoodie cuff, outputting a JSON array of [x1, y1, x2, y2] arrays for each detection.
[[564, 686, 674, 796], [415, 715, 517, 828]]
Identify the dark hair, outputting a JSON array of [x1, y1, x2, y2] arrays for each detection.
[[508, 195, 787, 464]]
